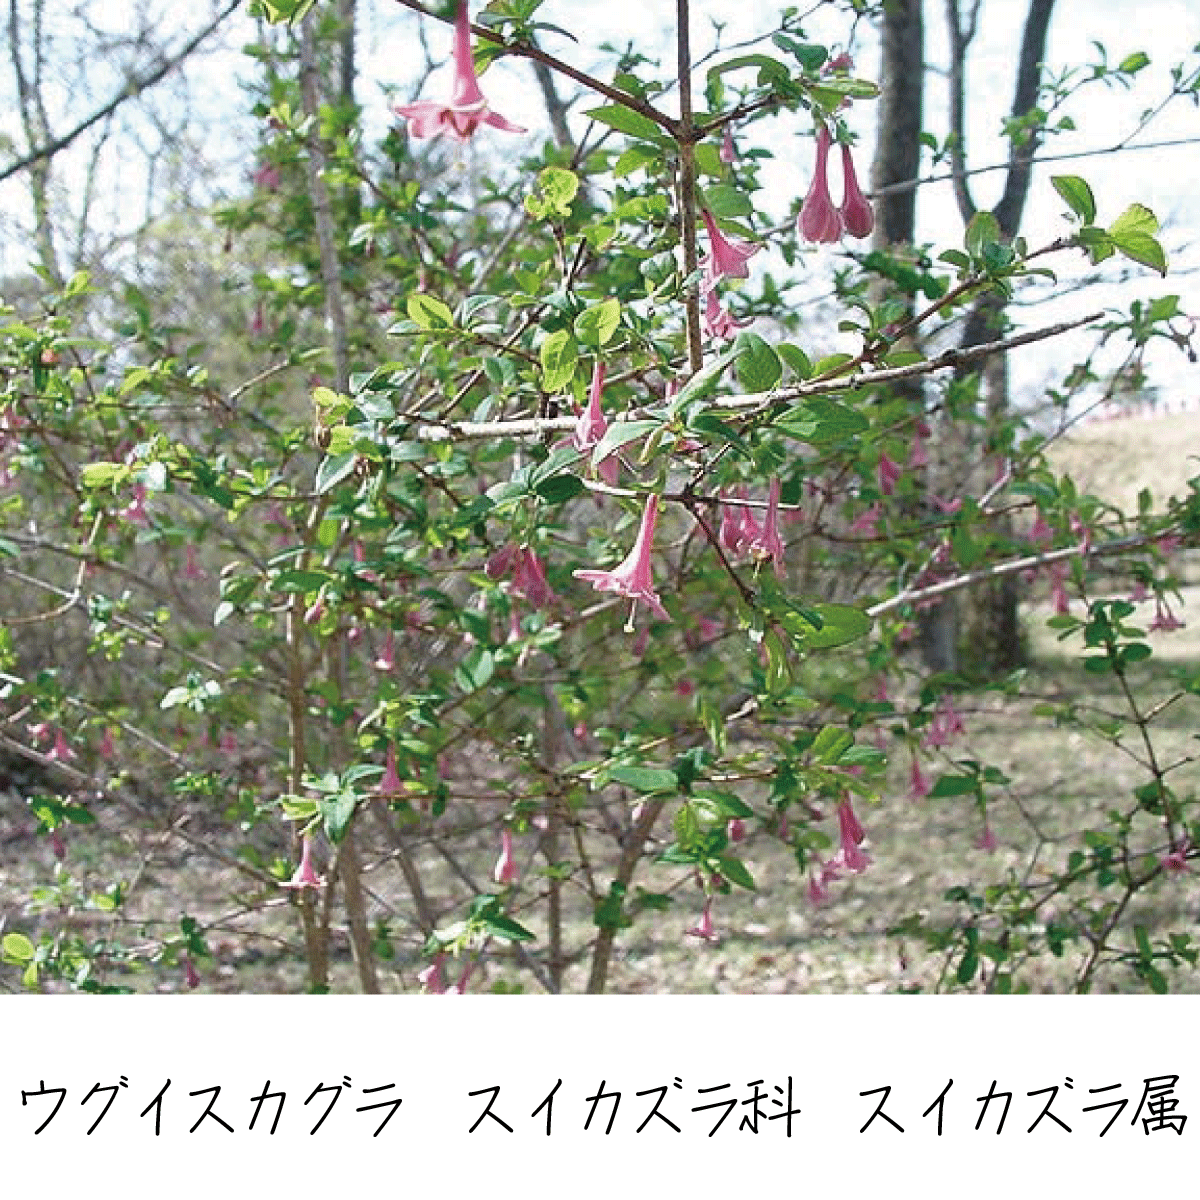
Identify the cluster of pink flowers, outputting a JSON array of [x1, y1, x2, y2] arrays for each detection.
[[699, 208, 759, 342], [798, 123, 874, 243], [486, 543, 559, 610], [923, 694, 966, 750], [717, 480, 786, 575], [807, 797, 872, 903]]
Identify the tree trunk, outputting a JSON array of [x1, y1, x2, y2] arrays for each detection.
[[945, 0, 1057, 678]]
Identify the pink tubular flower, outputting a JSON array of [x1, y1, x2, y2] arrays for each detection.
[[1161, 838, 1191, 873], [720, 124, 736, 164], [493, 827, 517, 886], [418, 955, 447, 993], [378, 743, 403, 797], [374, 631, 396, 671], [799, 124, 843, 243], [573, 361, 619, 487], [743, 478, 786, 575], [573, 493, 671, 625], [685, 896, 718, 942], [877, 452, 902, 496], [700, 208, 760, 290], [839, 142, 874, 238], [512, 546, 558, 609], [727, 818, 747, 843], [1047, 560, 1071, 616], [909, 756, 930, 800], [47, 728, 75, 762], [850, 502, 881, 537], [806, 871, 829, 906], [924, 694, 966, 749], [975, 823, 998, 853], [703, 288, 751, 341], [282, 834, 324, 890], [394, 1, 525, 140], [183, 954, 201, 989], [1149, 596, 1185, 633]]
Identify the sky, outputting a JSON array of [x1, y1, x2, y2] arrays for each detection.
[[1, 0, 1197, 412]]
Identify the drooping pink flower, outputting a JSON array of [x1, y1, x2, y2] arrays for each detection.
[[798, 124, 843, 243], [839, 142, 874, 238], [98, 726, 116, 760], [1047, 560, 1071, 616], [908, 431, 929, 470], [743, 477, 786, 575], [182, 544, 206, 581], [727, 818, 746, 843], [1149, 596, 1185, 633], [1029, 509, 1054, 546], [418, 955, 447, 993], [924, 694, 966, 749], [393, 1, 526, 141], [806, 871, 829, 905], [909, 756, 930, 800], [703, 288, 751, 341], [572, 361, 619, 487], [1161, 838, 1191, 873], [493, 827, 517, 886], [718, 488, 756, 555], [685, 896, 718, 942], [47, 729, 75, 762], [877, 452, 902, 496], [374, 631, 396, 671], [850, 503, 881, 537], [252, 161, 281, 192], [183, 954, 201, 989], [700, 208, 760, 290], [573, 493, 671, 624], [378, 742, 403, 797], [975, 823, 998, 853], [122, 484, 149, 528], [720, 124, 736, 164], [281, 834, 324, 890], [512, 546, 559, 609]]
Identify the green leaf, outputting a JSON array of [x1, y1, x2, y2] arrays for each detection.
[[525, 166, 579, 220], [1112, 232, 1167, 276], [80, 462, 126, 490], [315, 452, 358, 495], [965, 211, 1001, 257], [607, 765, 677, 794], [1051, 175, 1096, 224], [583, 104, 662, 141], [1118, 50, 1150, 74], [775, 343, 812, 380], [2, 932, 34, 962], [406, 293, 455, 330], [812, 724, 854, 764], [716, 855, 756, 891], [454, 647, 495, 693], [539, 329, 578, 391], [706, 53, 792, 88], [703, 184, 753, 219], [613, 145, 658, 178], [482, 913, 536, 942], [573, 298, 621, 347], [533, 472, 585, 504], [929, 774, 979, 798], [775, 398, 867, 443], [734, 333, 782, 392], [784, 602, 872, 650], [590, 418, 657, 466], [319, 789, 358, 843]]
